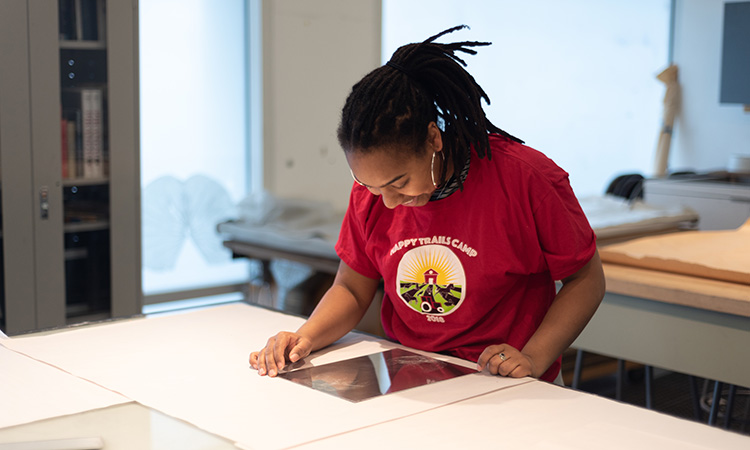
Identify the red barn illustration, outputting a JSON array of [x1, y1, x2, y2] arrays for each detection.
[[424, 269, 438, 285]]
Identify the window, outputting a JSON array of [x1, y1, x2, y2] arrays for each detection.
[[139, 0, 251, 304]]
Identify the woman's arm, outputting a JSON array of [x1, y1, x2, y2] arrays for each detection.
[[478, 249, 606, 378], [520, 249, 606, 377], [250, 261, 380, 377]]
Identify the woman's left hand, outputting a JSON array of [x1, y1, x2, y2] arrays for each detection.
[[476, 344, 536, 378]]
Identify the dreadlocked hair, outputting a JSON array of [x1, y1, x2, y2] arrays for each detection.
[[337, 25, 523, 189]]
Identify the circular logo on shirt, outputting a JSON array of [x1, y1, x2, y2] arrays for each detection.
[[395, 244, 466, 315]]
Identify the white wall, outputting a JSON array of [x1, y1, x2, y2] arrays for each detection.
[[261, 0, 750, 211], [671, 0, 750, 172], [262, 0, 381, 211], [382, 0, 670, 198]]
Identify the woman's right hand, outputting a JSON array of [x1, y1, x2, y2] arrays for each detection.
[[249, 331, 313, 377]]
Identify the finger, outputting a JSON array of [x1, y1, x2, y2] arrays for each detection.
[[508, 363, 531, 378], [487, 352, 508, 375], [497, 359, 520, 377], [288, 339, 311, 363], [476, 345, 503, 371], [263, 345, 280, 377], [259, 337, 278, 376], [256, 349, 268, 376], [249, 351, 259, 368], [270, 335, 295, 376]]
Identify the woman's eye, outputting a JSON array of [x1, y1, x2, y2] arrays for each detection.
[[390, 178, 410, 190]]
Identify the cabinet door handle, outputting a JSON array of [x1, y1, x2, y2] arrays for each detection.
[[40, 186, 49, 219]]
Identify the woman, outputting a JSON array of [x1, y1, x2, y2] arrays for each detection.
[[250, 25, 605, 384]]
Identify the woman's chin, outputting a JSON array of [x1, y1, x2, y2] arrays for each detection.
[[401, 194, 430, 207]]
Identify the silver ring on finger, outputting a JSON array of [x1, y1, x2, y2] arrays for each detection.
[[498, 352, 507, 361]]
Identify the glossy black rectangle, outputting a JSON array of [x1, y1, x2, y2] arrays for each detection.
[[278, 348, 475, 403]]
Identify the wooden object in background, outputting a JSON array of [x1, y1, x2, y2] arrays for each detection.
[[600, 219, 750, 285], [654, 65, 679, 177]]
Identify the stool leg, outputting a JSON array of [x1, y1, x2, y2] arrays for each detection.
[[708, 381, 724, 426], [616, 359, 626, 401], [688, 375, 703, 421], [723, 384, 737, 430], [644, 365, 653, 410], [572, 349, 584, 390]]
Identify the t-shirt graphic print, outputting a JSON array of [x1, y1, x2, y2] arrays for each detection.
[[396, 244, 466, 316]]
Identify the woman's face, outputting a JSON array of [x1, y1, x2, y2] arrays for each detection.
[[346, 122, 444, 209]]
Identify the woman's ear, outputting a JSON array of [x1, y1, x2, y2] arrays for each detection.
[[427, 121, 443, 153]]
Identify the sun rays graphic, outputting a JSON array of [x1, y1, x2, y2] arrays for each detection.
[[396, 244, 466, 316], [401, 247, 458, 285]]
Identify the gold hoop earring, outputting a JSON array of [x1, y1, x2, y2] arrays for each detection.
[[431, 151, 445, 188], [350, 169, 365, 187]]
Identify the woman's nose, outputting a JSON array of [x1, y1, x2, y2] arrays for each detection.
[[380, 191, 401, 209]]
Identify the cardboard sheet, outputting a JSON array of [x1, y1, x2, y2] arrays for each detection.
[[293, 380, 750, 450], [599, 219, 750, 285], [2, 303, 529, 450], [0, 345, 128, 428]]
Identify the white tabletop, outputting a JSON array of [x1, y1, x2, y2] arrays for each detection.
[[0, 402, 237, 450], [2, 303, 748, 449], [294, 379, 747, 450], [0, 345, 127, 429]]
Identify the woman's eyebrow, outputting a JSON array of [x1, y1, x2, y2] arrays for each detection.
[[361, 173, 407, 189]]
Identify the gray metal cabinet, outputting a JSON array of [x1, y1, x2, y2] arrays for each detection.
[[0, 0, 141, 335], [644, 176, 750, 231]]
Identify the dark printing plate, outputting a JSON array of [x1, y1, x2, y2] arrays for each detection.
[[278, 348, 475, 402]]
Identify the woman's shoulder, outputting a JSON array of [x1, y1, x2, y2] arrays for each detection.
[[346, 184, 389, 222], [486, 134, 569, 182]]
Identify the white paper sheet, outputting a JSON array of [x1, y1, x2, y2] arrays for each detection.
[[0, 345, 128, 429], [293, 380, 750, 450], [2, 303, 529, 450], [0, 402, 242, 450], [579, 195, 697, 240]]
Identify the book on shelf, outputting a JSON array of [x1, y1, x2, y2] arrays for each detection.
[[67, 118, 78, 179], [81, 88, 104, 179], [61, 116, 69, 178], [61, 110, 74, 179], [61, 108, 83, 180], [59, 0, 78, 41], [80, 0, 100, 41], [59, 0, 102, 42]]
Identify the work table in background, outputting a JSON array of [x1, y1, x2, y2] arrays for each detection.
[[575, 262, 750, 390], [582, 221, 750, 388]]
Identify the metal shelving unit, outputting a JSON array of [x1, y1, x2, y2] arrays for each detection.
[[0, 0, 141, 335]]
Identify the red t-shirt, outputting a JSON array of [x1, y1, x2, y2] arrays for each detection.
[[335, 135, 596, 382]]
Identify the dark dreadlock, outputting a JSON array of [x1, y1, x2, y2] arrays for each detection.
[[337, 25, 523, 189]]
